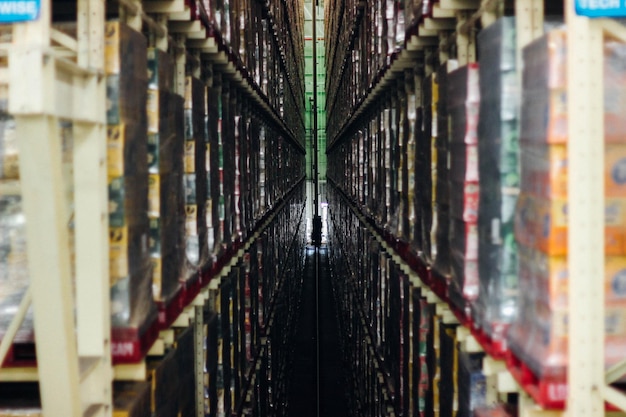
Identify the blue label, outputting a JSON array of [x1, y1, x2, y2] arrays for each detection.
[[612, 269, 626, 296], [612, 158, 626, 184], [0, 0, 40, 23], [576, 0, 626, 17]]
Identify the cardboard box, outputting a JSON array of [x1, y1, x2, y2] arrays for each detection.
[[105, 21, 148, 77]]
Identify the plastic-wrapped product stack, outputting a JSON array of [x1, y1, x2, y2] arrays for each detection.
[[510, 27, 626, 380], [448, 63, 481, 314], [475, 17, 520, 349], [105, 22, 156, 354]]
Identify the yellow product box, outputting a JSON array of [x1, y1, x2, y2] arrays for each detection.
[[109, 226, 129, 285], [184, 141, 196, 173], [104, 21, 147, 77], [148, 174, 160, 217], [104, 21, 123, 75], [107, 125, 125, 177]]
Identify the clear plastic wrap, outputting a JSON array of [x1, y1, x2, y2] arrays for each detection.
[[0, 111, 18, 181], [509, 28, 626, 379], [146, 48, 185, 306], [448, 64, 481, 310], [105, 22, 156, 340], [0, 118, 75, 351], [182, 77, 209, 281], [476, 17, 520, 344]]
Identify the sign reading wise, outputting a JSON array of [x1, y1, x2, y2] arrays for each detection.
[[0, 0, 40, 23]]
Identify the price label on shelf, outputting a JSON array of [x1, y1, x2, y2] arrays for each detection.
[[576, 0, 626, 17], [0, 0, 40, 23]]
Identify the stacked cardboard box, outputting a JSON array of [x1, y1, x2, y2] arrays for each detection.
[[509, 29, 626, 378], [433, 63, 455, 276], [448, 64, 481, 312], [105, 22, 155, 334], [0, 95, 77, 349], [183, 76, 209, 279], [475, 17, 520, 346], [146, 48, 185, 305]]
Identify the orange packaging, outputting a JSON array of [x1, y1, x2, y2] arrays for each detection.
[[517, 248, 626, 375], [515, 194, 567, 256], [606, 198, 626, 255]]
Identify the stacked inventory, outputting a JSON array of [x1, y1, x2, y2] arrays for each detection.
[[147, 47, 185, 316], [509, 28, 626, 380], [327, 185, 493, 417], [448, 64, 481, 313], [203, 185, 306, 417], [105, 21, 157, 356], [203, 0, 305, 144], [325, 0, 407, 147], [0, 116, 74, 360], [182, 76, 209, 282], [1, 0, 307, 414], [475, 17, 520, 349], [432, 63, 453, 277]]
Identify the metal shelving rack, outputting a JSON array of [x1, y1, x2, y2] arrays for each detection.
[[0, 0, 307, 415], [324, 0, 626, 416]]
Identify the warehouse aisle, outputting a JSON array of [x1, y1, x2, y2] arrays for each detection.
[[287, 246, 348, 417]]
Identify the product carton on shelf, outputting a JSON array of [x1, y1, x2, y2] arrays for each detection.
[[147, 349, 180, 417], [509, 247, 626, 378], [448, 64, 480, 309], [104, 21, 156, 340], [0, 115, 76, 357], [0, 111, 18, 180], [182, 76, 209, 281], [146, 48, 185, 309], [510, 29, 626, 379], [113, 382, 151, 417], [476, 17, 520, 344]]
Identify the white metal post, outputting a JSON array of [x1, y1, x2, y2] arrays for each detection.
[[566, 1, 605, 416]]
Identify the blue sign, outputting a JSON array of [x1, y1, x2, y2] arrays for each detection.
[[576, 0, 626, 17], [0, 0, 41, 23]]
